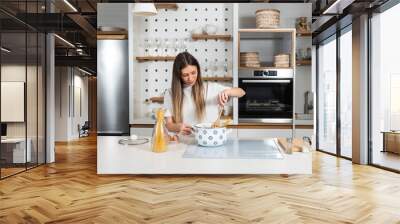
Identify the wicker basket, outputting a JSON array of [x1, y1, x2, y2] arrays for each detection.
[[274, 54, 290, 68], [255, 9, 280, 29]]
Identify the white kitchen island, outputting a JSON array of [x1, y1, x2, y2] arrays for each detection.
[[97, 136, 312, 175]]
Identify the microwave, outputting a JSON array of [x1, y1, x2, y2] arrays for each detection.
[[238, 69, 294, 123]]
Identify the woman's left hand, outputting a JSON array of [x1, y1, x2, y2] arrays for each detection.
[[218, 90, 229, 106]]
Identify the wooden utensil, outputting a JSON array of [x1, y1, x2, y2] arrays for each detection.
[[212, 106, 224, 128]]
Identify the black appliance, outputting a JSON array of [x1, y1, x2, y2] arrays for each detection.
[[1, 123, 7, 137], [239, 69, 294, 123]]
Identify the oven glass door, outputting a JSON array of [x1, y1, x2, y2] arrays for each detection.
[[239, 78, 293, 120]]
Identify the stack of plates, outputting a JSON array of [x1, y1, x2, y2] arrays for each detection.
[[240, 52, 261, 68], [274, 54, 290, 68]]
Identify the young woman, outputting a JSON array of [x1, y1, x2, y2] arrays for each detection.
[[164, 52, 245, 135]]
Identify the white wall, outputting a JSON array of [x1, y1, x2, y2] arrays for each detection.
[[127, 3, 312, 123], [54, 67, 89, 141], [1, 63, 46, 164], [97, 3, 129, 29], [72, 73, 89, 138], [1, 65, 35, 137], [130, 3, 234, 121], [55, 67, 69, 141]]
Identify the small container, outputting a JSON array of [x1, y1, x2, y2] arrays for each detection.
[[306, 47, 312, 60], [203, 24, 218, 35], [295, 17, 308, 32], [255, 9, 280, 29], [191, 27, 203, 35]]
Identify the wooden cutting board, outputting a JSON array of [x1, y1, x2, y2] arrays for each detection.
[[277, 138, 312, 153]]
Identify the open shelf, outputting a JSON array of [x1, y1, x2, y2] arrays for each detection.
[[191, 34, 232, 41], [155, 3, 178, 10], [136, 56, 176, 62], [296, 31, 312, 37], [296, 60, 311, 66], [97, 31, 128, 40], [239, 61, 293, 70], [202, 77, 233, 82], [239, 66, 294, 70], [239, 28, 296, 40], [146, 96, 164, 104], [239, 29, 296, 70]]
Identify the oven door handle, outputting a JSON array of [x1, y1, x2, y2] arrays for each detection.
[[242, 80, 291, 83]]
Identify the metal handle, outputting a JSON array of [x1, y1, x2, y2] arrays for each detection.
[[242, 80, 291, 83]]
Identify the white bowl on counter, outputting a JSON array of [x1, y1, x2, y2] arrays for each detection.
[[192, 123, 227, 147]]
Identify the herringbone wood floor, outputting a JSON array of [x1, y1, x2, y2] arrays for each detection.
[[1, 135, 400, 224]]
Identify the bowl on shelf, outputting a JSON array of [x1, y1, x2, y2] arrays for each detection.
[[203, 24, 218, 35], [191, 27, 203, 35]]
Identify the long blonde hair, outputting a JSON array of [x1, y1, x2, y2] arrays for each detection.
[[171, 52, 205, 123]]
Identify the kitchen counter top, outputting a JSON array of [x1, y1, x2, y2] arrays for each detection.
[[97, 136, 312, 174], [130, 117, 314, 129]]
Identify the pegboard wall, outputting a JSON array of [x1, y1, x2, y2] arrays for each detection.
[[132, 3, 234, 119]]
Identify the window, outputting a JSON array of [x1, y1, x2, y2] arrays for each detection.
[[370, 3, 400, 171], [0, 1, 47, 179], [340, 27, 352, 158], [317, 36, 337, 154]]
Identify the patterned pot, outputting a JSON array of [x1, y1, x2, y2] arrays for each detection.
[[193, 123, 227, 147]]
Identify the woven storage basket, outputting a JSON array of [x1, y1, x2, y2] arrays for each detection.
[[255, 9, 280, 29]]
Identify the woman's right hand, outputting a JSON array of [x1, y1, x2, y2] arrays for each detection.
[[178, 123, 193, 135]]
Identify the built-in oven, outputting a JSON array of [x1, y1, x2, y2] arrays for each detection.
[[238, 69, 293, 123]]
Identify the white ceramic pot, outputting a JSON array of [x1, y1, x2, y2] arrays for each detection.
[[193, 123, 227, 147], [191, 27, 203, 35], [203, 24, 217, 35]]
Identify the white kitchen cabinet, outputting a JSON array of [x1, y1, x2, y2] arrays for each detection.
[[294, 129, 315, 149], [131, 128, 238, 139], [237, 128, 315, 149], [238, 129, 292, 139], [227, 129, 238, 138], [130, 125, 314, 150]]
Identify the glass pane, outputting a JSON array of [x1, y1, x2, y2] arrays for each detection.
[[340, 28, 352, 158], [318, 37, 337, 154], [38, 32, 45, 165], [371, 4, 400, 171], [27, 31, 38, 169], [1, 30, 27, 177]]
